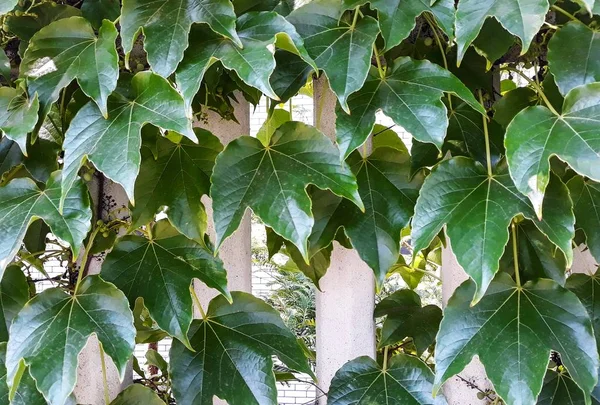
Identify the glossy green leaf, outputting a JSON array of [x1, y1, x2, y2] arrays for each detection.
[[23, 219, 49, 254], [110, 384, 166, 405], [412, 158, 574, 303], [342, 0, 454, 51], [0, 266, 29, 343], [472, 18, 515, 66], [0, 87, 39, 155], [538, 370, 587, 405], [169, 292, 313, 405], [284, 242, 331, 288], [146, 349, 169, 376], [0, 344, 46, 405], [435, 273, 599, 405], [0, 51, 10, 83], [493, 87, 538, 128], [177, 11, 315, 110], [132, 130, 222, 243], [0, 137, 22, 183], [62, 71, 195, 208], [132, 299, 169, 344], [5, 3, 81, 45], [505, 83, 600, 216], [211, 121, 362, 260], [288, 0, 380, 112], [101, 221, 230, 348], [6, 275, 135, 405], [81, 0, 120, 29], [454, 0, 549, 64], [0, 171, 91, 274], [410, 140, 440, 177], [390, 255, 427, 290], [232, 0, 280, 14], [375, 289, 442, 355], [270, 51, 313, 104], [567, 177, 600, 263], [21, 17, 119, 118], [336, 57, 484, 159], [256, 108, 290, 146], [121, 0, 241, 78], [548, 22, 600, 96], [328, 354, 446, 405]]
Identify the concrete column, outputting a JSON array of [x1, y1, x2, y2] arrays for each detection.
[[441, 242, 493, 404], [313, 78, 376, 402], [571, 245, 596, 276], [74, 178, 132, 404]]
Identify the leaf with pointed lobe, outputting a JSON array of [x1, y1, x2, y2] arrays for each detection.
[[61, 71, 195, 209], [211, 121, 362, 261], [4, 3, 81, 44], [328, 355, 447, 405], [232, 0, 280, 14], [567, 177, 600, 263], [0, 171, 91, 275], [102, 221, 230, 348], [132, 130, 223, 244], [0, 87, 39, 155], [177, 11, 315, 111], [6, 275, 135, 405], [0, 344, 47, 405], [472, 18, 515, 66], [505, 82, 600, 217], [435, 273, 598, 405], [288, 0, 380, 112], [412, 157, 574, 303], [0, 137, 22, 183], [336, 57, 484, 159], [0, 266, 29, 343], [493, 87, 538, 128], [283, 241, 331, 288], [81, 0, 120, 29], [538, 370, 587, 405], [170, 292, 313, 405], [21, 17, 119, 119], [270, 51, 313, 105], [256, 108, 290, 146]]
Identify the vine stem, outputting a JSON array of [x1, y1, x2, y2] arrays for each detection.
[[477, 90, 493, 177], [411, 267, 442, 281], [424, 13, 452, 110], [351, 6, 360, 28], [382, 346, 389, 371], [501, 67, 560, 116], [99, 342, 110, 405], [191, 286, 207, 320], [372, 44, 385, 80], [551, 5, 581, 22], [511, 222, 521, 287], [75, 226, 101, 294]]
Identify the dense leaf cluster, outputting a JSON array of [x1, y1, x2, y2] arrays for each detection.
[[1, 0, 600, 404]]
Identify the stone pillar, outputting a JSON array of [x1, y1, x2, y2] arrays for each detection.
[[441, 242, 493, 404], [313, 78, 376, 402], [571, 245, 596, 275], [74, 178, 132, 404]]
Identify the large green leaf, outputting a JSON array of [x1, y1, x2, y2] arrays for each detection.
[[101, 221, 229, 348], [211, 121, 362, 260], [412, 158, 574, 303], [336, 57, 484, 159], [5, 3, 81, 45], [0, 87, 39, 155], [375, 289, 442, 355], [270, 51, 313, 104], [505, 83, 600, 216], [454, 0, 549, 64], [0, 266, 29, 343], [177, 11, 315, 111], [0, 344, 47, 405], [538, 370, 587, 405], [20, 17, 118, 118], [81, 0, 120, 29], [567, 177, 600, 263], [548, 22, 600, 96], [132, 130, 222, 243], [110, 384, 166, 405], [6, 275, 135, 405], [493, 87, 538, 128], [61, 71, 195, 208], [435, 273, 599, 405], [0, 171, 91, 274], [169, 292, 313, 405], [232, 0, 280, 14], [288, 0, 380, 112], [341, 0, 455, 51], [327, 355, 446, 405], [121, 0, 240, 78]]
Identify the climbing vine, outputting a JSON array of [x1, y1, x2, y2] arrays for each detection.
[[0, 0, 600, 404]]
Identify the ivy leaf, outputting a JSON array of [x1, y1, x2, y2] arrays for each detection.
[[62, 71, 195, 208], [454, 0, 549, 64], [81, 0, 120, 29], [288, 0, 380, 112], [0, 266, 29, 343], [0, 344, 47, 405], [375, 289, 442, 355], [232, 0, 280, 14], [21, 17, 119, 118], [270, 51, 313, 104], [342, 0, 455, 51], [548, 21, 600, 96], [284, 242, 332, 288], [472, 18, 515, 66], [211, 121, 363, 261], [0, 87, 38, 155], [6, 275, 135, 405], [0, 137, 22, 183], [435, 273, 599, 405], [110, 384, 166, 405], [5, 3, 81, 46], [493, 87, 538, 128], [101, 221, 230, 348], [120, 0, 241, 78], [412, 158, 574, 303], [538, 370, 587, 405], [567, 177, 600, 263], [0, 171, 92, 274], [132, 130, 222, 243], [176, 11, 315, 111], [328, 355, 446, 405], [169, 292, 313, 405], [256, 108, 290, 146], [505, 83, 600, 216], [336, 57, 484, 160]]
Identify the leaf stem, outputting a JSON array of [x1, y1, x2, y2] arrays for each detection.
[[551, 5, 581, 22], [75, 226, 101, 294], [382, 346, 389, 371], [501, 67, 560, 116], [511, 222, 521, 287], [351, 6, 360, 28], [190, 286, 207, 320], [424, 14, 452, 110], [477, 90, 494, 177], [372, 44, 385, 80], [99, 342, 110, 405], [411, 267, 442, 281]]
